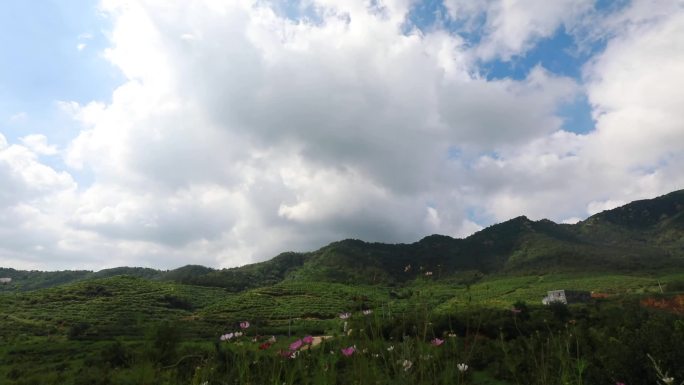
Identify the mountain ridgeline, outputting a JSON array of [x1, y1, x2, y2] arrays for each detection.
[[3, 190, 684, 292]]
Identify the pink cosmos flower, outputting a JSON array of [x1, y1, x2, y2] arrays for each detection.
[[303, 335, 314, 344], [431, 337, 444, 346], [341, 346, 355, 357], [289, 339, 303, 351], [239, 321, 250, 329]]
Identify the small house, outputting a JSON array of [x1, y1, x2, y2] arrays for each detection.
[[542, 289, 590, 305], [0, 277, 12, 285]]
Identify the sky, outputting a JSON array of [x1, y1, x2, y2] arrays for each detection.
[[1, 0, 683, 271]]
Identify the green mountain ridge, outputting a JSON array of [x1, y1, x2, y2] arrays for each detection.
[[3, 189, 684, 292]]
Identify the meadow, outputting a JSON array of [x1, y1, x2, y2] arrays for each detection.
[[1, 272, 684, 385]]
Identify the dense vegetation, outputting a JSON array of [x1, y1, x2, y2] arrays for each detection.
[[2, 189, 684, 384]]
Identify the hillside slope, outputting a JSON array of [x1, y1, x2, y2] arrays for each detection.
[[2, 189, 684, 291]]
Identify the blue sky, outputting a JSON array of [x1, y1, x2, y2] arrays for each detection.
[[0, 1, 121, 145], [1, 0, 683, 270]]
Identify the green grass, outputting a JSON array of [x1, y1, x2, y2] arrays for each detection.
[[2, 272, 684, 384]]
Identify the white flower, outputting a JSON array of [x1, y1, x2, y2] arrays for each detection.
[[662, 378, 674, 385], [387, 345, 394, 351], [339, 312, 351, 320], [457, 363, 469, 372], [219, 332, 234, 341], [447, 332, 457, 338], [362, 309, 373, 316], [401, 359, 413, 371]]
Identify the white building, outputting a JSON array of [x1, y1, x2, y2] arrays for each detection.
[[542, 289, 591, 305], [542, 290, 567, 305]]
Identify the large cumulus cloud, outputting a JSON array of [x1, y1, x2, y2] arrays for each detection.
[[1, 0, 683, 270]]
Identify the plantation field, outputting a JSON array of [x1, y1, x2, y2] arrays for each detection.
[[1, 271, 684, 384]]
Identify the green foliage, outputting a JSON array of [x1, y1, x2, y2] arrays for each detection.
[[3, 190, 684, 384], [146, 322, 181, 365]]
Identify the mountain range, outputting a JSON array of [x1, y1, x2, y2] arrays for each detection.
[[2, 189, 683, 292]]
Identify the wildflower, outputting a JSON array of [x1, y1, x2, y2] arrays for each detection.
[[278, 350, 297, 359], [289, 339, 303, 351], [404, 264, 411, 272], [431, 337, 444, 346], [339, 312, 351, 320], [387, 345, 394, 352], [447, 332, 457, 338], [425, 271, 433, 276], [234, 332, 243, 338], [268, 335, 277, 343], [303, 335, 314, 345], [457, 363, 469, 372], [259, 342, 272, 350], [220, 332, 234, 341], [240, 321, 250, 329], [341, 346, 355, 357], [362, 309, 373, 316], [662, 378, 674, 385], [402, 359, 413, 371]]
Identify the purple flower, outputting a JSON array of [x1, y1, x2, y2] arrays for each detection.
[[303, 335, 314, 344], [341, 346, 355, 357], [431, 337, 444, 346], [239, 321, 250, 329], [289, 339, 303, 351]]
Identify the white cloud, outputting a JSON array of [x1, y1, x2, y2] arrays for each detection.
[[1, 0, 683, 270], [9, 112, 28, 123], [55, 0, 572, 268], [444, 0, 594, 60], [20, 134, 58, 156]]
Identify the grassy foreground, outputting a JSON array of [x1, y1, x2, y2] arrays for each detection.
[[1, 273, 684, 384]]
